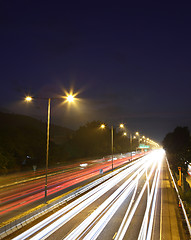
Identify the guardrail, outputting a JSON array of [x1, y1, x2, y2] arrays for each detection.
[[165, 156, 191, 237]]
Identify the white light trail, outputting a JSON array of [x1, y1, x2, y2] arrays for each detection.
[[114, 151, 160, 240], [12, 151, 164, 240], [65, 152, 159, 240], [82, 182, 135, 240], [146, 161, 161, 240], [115, 149, 164, 240], [114, 173, 139, 240], [64, 166, 146, 240], [13, 155, 149, 240], [138, 158, 161, 240], [81, 172, 143, 240]]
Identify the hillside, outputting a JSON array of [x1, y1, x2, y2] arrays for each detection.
[[0, 112, 73, 145], [0, 112, 74, 173]]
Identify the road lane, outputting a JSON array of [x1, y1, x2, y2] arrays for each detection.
[[11, 151, 162, 240], [0, 152, 145, 222], [2, 149, 188, 240], [160, 158, 187, 240]]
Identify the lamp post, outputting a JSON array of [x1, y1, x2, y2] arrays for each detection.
[[130, 133, 132, 160], [122, 126, 141, 160], [25, 93, 75, 203], [100, 123, 124, 171], [123, 131, 132, 157], [45, 98, 51, 203], [135, 131, 140, 152], [111, 125, 114, 171], [121, 124, 132, 157]]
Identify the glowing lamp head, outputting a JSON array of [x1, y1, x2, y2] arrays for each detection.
[[120, 124, 124, 128], [123, 132, 127, 136], [66, 94, 75, 102], [100, 124, 106, 129], [25, 96, 32, 102]]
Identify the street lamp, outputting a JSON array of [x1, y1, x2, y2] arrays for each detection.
[[119, 124, 133, 159], [25, 93, 76, 203], [25, 96, 32, 102], [100, 123, 124, 171], [135, 131, 140, 151], [66, 94, 75, 102], [100, 124, 106, 129]]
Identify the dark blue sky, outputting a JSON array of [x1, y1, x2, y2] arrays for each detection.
[[1, 1, 191, 142]]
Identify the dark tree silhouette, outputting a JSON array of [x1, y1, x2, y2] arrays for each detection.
[[163, 126, 191, 174]]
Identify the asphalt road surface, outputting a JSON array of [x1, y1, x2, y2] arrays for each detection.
[[2, 150, 189, 240], [1, 153, 144, 222]]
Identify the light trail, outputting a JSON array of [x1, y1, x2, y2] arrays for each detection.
[[80, 170, 145, 240], [1, 153, 145, 216], [63, 166, 146, 240], [138, 157, 161, 240], [115, 150, 164, 240], [64, 152, 161, 240], [29, 157, 149, 240], [11, 154, 148, 240], [188, 164, 191, 176], [146, 161, 161, 240], [13, 155, 147, 240], [11, 151, 164, 240]]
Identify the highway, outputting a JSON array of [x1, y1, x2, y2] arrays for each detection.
[[0, 152, 145, 222], [11, 150, 164, 240]]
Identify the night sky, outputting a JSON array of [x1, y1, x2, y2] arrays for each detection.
[[1, 1, 191, 143]]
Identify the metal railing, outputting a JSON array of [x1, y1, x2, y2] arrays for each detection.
[[165, 156, 191, 236]]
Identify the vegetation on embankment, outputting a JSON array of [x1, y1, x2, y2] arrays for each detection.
[[0, 112, 139, 174], [163, 126, 191, 220]]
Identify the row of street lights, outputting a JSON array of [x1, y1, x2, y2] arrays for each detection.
[[133, 134, 160, 149], [24, 93, 160, 203], [100, 123, 141, 171], [100, 123, 160, 170]]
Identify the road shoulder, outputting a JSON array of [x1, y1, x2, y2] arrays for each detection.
[[160, 158, 187, 240]]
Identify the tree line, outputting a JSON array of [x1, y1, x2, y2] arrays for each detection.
[[163, 126, 191, 208], [163, 126, 191, 174], [0, 112, 138, 174]]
